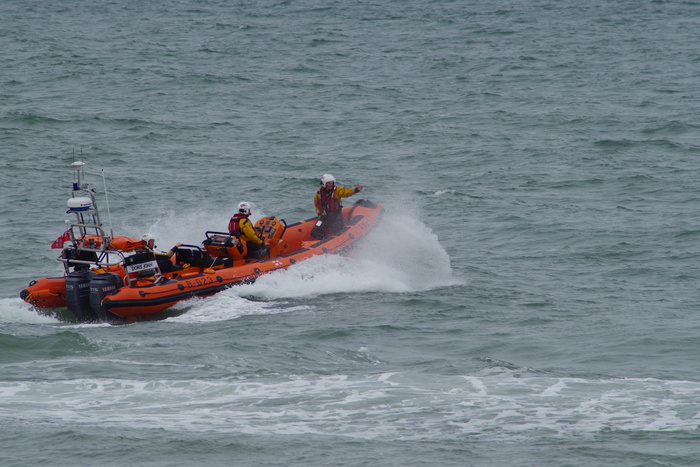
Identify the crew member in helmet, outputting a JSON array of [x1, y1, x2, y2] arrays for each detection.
[[139, 233, 183, 272], [228, 201, 268, 260], [312, 174, 363, 239]]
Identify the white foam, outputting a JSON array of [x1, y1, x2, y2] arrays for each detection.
[[434, 189, 457, 196], [2, 373, 699, 441], [0, 298, 59, 324], [165, 291, 299, 324], [238, 254, 412, 300]]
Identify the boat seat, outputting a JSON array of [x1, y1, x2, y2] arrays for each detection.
[[156, 255, 182, 273], [175, 247, 208, 268], [174, 246, 231, 269]]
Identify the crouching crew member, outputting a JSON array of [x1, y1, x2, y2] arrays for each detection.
[[140, 233, 183, 272], [229, 201, 268, 260]]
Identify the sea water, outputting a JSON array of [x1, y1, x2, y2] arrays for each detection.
[[1, 1, 700, 465]]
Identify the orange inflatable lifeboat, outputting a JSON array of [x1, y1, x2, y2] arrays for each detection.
[[20, 160, 384, 324]]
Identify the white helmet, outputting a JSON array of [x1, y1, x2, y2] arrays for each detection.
[[238, 201, 251, 215], [321, 174, 336, 186], [142, 233, 156, 244]]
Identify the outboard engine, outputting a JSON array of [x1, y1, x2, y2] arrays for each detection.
[[89, 273, 125, 324], [65, 269, 97, 322]]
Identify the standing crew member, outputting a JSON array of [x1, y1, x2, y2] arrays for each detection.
[[228, 201, 267, 259], [312, 174, 363, 239]]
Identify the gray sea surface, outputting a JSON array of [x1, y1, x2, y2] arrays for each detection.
[[2, 1, 700, 465]]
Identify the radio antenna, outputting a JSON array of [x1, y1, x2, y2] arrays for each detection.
[[101, 169, 114, 238]]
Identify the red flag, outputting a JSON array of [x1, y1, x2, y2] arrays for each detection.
[[51, 229, 71, 249]]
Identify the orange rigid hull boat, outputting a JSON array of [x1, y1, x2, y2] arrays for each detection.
[[20, 161, 383, 323], [101, 200, 383, 321]]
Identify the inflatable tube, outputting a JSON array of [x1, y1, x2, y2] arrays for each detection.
[[20, 277, 67, 308]]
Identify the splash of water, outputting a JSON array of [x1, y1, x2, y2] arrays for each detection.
[[218, 211, 457, 300], [0, 298, 59, 324]]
